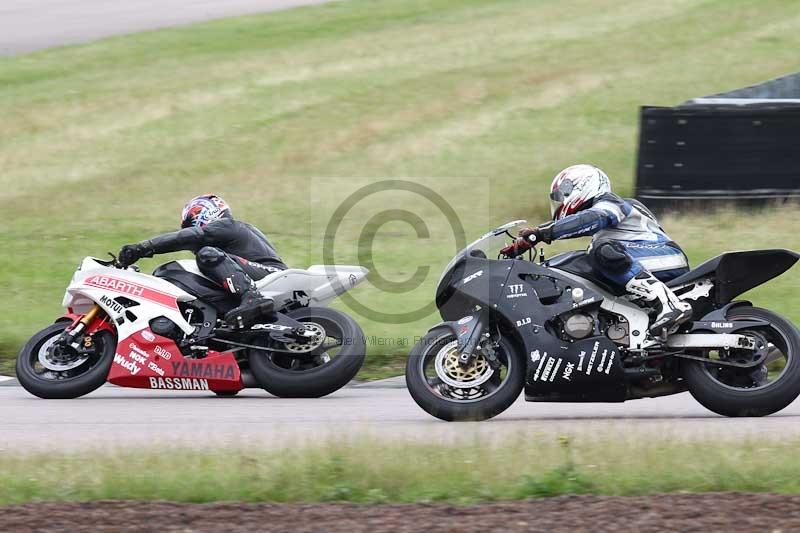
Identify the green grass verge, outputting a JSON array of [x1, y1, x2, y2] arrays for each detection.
[[4, 435, 800, 505], [2, 0, 799, 377]]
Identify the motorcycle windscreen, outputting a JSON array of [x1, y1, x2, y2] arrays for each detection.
[[716, 249, 800, 304]]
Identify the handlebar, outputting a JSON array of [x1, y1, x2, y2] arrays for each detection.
[[499, 239, 546, 262], [103, 252, 139, 271]]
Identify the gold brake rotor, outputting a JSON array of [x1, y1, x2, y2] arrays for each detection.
[[442, 347, 488, 381], [433, 341, 495, 389]]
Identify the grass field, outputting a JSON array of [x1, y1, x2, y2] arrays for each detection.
[[2, 0, 799, 376], [5, 435, 800, 504]]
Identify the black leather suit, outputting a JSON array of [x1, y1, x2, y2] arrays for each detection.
[[143, 218, 287, 294]]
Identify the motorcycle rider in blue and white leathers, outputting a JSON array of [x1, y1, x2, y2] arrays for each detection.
[[511, 164, 693, 335]]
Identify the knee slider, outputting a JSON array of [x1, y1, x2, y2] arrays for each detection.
[[196, 246, 226, 266], [591, 241, 632, 272]]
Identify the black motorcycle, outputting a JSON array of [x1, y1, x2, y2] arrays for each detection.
[[406, 221, 800, 421]]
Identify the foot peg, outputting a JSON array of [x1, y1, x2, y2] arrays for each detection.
[[225, 300, 276, 329]]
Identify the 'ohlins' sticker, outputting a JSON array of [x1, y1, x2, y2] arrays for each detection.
[[148, 377, 209, 390]]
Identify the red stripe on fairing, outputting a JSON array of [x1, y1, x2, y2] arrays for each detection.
[[84, 275, 179, 311]]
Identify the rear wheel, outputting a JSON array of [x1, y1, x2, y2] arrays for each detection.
[[682, 306, 800, 417], [16, 322, 115, 399], [405, 328, 524, 421], [248, 307, 365, 398]]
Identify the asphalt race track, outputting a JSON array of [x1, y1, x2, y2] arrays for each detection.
[[0, 0, 336, 55], [4, 383, 800, 451]]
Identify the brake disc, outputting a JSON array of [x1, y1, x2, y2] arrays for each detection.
[[38, 336, 89, 372], [434, 341, 494, 389], [284, 322, 326, 354]]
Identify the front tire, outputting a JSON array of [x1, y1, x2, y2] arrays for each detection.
[[405, 328, 524, 421], [16, 323, 115, 399], [683, 306, 800, 417], [249, 307, 365, 398]]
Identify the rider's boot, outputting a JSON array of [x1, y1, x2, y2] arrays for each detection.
[[625, 271, 693, 336], [222, 272, 275, 328]]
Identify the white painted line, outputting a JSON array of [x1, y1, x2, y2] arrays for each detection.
[[0, 376, 14, 383]]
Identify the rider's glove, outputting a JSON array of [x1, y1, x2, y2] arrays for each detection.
[[500, 238, 531, 258], [118, 242, 154, 267], [519, 223, 554, 245]]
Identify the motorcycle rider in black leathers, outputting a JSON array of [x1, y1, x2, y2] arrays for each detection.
[[117, 194, 286, 327]]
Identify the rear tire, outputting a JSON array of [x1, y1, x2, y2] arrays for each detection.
[[249, 307, 365, 398], [16, 323, 115, 399], [405, 328, 524, 421], [683, 306, 800, 417]]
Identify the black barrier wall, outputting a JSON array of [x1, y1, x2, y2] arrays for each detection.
[[635, 104, 800, 210]]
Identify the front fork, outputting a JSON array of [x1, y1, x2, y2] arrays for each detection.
[[61, 305, 103, 349], [457, 309, 494, 367]]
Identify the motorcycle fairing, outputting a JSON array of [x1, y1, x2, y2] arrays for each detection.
[[525, 336, 626, 403], [107, 329, 242, 392], [501, 261, 627, 402], [434, 314, 482, 352], [65, 258, 196, 336], [667, 249, 799, 304], [438, 256, 628, 401]]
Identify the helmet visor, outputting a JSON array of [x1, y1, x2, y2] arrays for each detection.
[[549, 180, 573, 218]]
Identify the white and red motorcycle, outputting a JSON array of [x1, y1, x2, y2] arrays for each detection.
[[17, 254, 368, 399]]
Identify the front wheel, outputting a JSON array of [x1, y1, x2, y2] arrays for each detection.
[[16, 322, 116, 399], [405, 328, 524, 421], [682, 306, 800, 417], [248, 307, 366, 398]]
